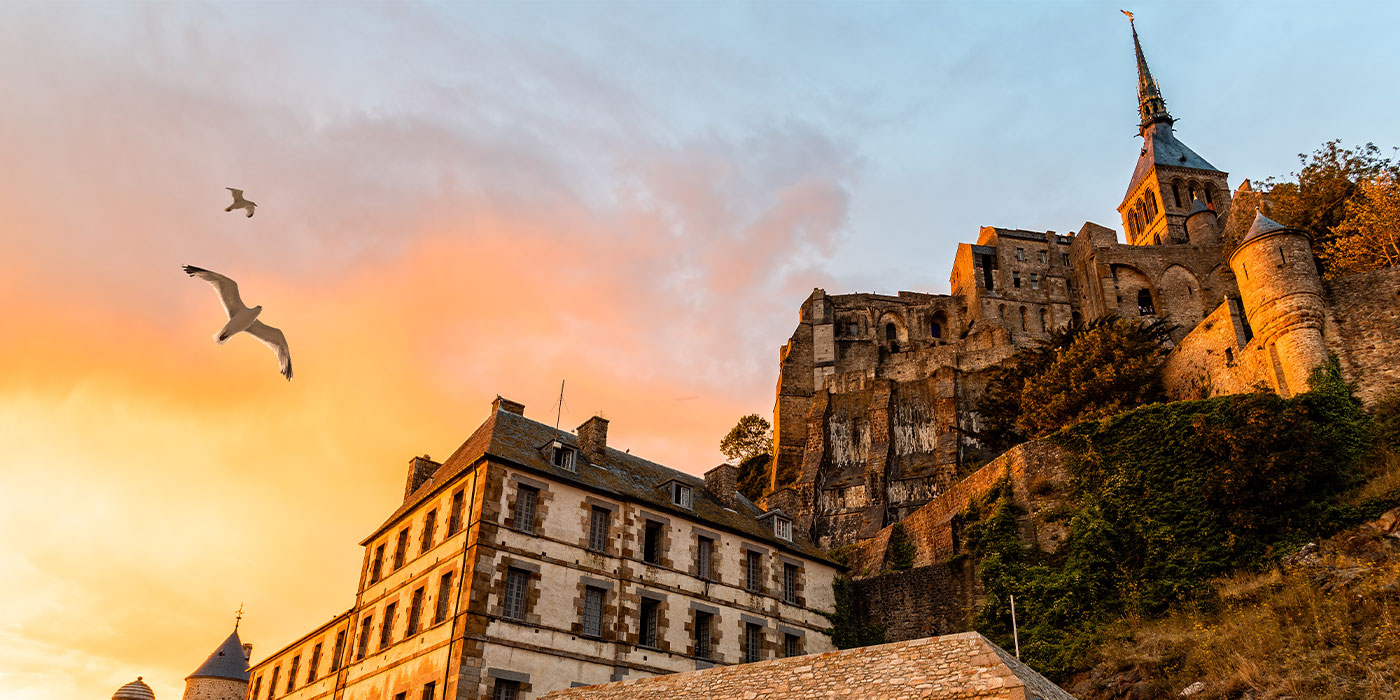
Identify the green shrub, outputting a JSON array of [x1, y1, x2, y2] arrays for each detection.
[[886, 523, 916, 571]]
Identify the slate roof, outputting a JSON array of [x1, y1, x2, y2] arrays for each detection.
[[187, 630, 249, 681], [540, 632, 1077, 700], [112, 678, 156, 700], [1122, 122, 1221, 206], [1242, 210, 1295, 244], [364, 405, 832, 563], [1187, 196, 1212, 217]]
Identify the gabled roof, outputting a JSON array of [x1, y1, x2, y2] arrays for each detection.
[[539, 632, 1076, 700], [364, 406, 832, 563], [186, 630, 249, 681], [1122, 122, 1221, 206]]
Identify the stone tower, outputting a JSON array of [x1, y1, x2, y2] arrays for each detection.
[[1228, 211, 1328, 396], [1117, 16, 1231, 246], [1184, 196, 1221, 245], [182, 629, 250, 700], [113, 677, 156, 700]]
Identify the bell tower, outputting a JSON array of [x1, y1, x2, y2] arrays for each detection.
[[1117, 13, 1230, 246]]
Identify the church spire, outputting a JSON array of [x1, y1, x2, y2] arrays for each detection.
[[1123, 11, 1173, 134]]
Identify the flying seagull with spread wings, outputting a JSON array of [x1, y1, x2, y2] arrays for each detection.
[[225, 188, 257, 217], [181, 265, 292, 380]]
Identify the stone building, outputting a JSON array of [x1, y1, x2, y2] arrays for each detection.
[[184, 628, 252, 700], [770, 18, 1400, 549], [246, 397, 839, 700], [538, 632, 1075, 700]]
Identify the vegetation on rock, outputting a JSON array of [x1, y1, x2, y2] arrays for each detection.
[[720, 413, 772, 463], [826, 577, 887, 649]]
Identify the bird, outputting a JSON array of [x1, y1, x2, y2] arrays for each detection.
[[225, 188, 256, 217], [181, 265, 292, 380]]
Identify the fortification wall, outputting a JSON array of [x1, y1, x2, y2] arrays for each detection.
[[851, 562, 977, 642], [1325, 266, 1400, 406], [1161, 298, 1270, 400]]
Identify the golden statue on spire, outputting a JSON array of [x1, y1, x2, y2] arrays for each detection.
[[1121, 9, 1134, 21]]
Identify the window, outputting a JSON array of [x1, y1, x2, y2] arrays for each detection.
[[846, 322, 858, 336], [693, 611, 712, 659], [1012, 271, 1021, 288], [1188, 182, 1198, 204], [745, 551, 762, 592], [1138, 289, 1155, 316], [1015, 247, 1025, 261], [588, 506, 610, 552], [435, 572, 453, 624], [330, 631, 345, 672], [773, 517, 792, 542], [1172, 180, 1183, 208], [307, 643, 322, 684], [251, 676, 262, 700], [394, 528, 410, 569], [380, 602, 396, 649], [1019, 306, 1028, 331], [503, 568, 528, 620], [639, 598, 660, 648], [447, 490, 465, 535], [1038, 250, 1047, 264], [1205, 183, 1215, 207], [696, 536, 714, 581], [1039, 308, 1048, 332], [783, 563, 799, 604], [1062, 253, 1070, 267], [356, 614, 373, 660], [492, 680, 520, 700], [552, 443, 576, 471], [930, 320, 941, 338], [744, 623, 762, 663], [406, 587, 425, 637], [421, 682, 436, 700], [370, 544, 385, 584], [268, 668, 280, 700], [643, 521, 663, 564], [512, 485, 538, 534], [885, 323, 897, 344], [394, 693, 406, 700], [784, 633, 802, 658], [1030, 273, 1040, 290], [421, 509, 437, 553], [671, 483, 692, 509], [582, 586, 605, 637]]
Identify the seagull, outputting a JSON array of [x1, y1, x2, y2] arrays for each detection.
[[225, 188, 256, 218], [181, 265, 292, 381]]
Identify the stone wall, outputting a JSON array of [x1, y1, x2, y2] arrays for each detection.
[[851, 562, 977, 642], [1325, 266, 1400, 405]]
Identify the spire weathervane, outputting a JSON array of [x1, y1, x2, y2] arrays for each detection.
[[1124, 10, 1173, 134], [234, 603, 244, 631]]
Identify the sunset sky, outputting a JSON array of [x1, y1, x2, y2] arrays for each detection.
[[2, 2, 1398, 699]]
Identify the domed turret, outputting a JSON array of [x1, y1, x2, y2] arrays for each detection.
[[1228, 211, 1327, 396], [113, 677, 156, 700], [183, 629, 250, 700], [1184, 196, 1220, 245]]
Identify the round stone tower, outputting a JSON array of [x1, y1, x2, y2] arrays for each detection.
[[113, 677, 156, 700], [1228, 211, 1328, 396], [183, 629, 250, 700], [1184, 196, 1220, 245]]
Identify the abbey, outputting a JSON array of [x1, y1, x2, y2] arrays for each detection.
[[768, 20, 1400, 549]]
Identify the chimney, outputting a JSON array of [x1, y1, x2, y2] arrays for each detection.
[[704, 464, 741, 510], [492, 396, 525, 415], [403, 454, 440, 500], [577, 415, 609, 464], [241, 643, 253, 662]]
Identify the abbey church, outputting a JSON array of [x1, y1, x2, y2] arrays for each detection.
[[767, 19, 1400, 549]]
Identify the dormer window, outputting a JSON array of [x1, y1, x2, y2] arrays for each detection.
[[773, 516, 792, 541], [671, 483, 692, 509], [550, 442, 576, 472]]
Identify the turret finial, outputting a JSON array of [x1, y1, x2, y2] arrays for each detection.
[[234, 603, 244, 631]]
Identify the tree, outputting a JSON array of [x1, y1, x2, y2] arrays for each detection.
[[720, 414, 772, 463], [974, 316, 1171, 451], [1317, 173, 1400, 277]]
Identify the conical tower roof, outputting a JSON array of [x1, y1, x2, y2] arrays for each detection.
[[1242, 210, 1295, 244], [113, 677, 156, 700], [186, 630, 250, 682]]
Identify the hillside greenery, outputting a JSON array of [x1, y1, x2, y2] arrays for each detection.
[[961, 362, 1385, 680]]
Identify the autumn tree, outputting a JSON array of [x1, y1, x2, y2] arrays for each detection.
[[1316, 173, 1400, 277]]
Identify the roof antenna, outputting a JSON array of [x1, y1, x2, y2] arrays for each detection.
[[234, 602, 244, 632], [554, 380, 565, 436]]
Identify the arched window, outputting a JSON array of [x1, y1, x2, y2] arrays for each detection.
[[930, 311, 947, 340], [1188, 181, 1199, 204], [1039, 308, 1048, 332], [1137, 289, 1155, 316], [1172, 180, 1182, 208], [1148, 190, 1158, 218], [1019, 307, 1028, 331], [885, 323, 897, 343], [1205, 183, 1216, 208], [930, 320, 942, 338]]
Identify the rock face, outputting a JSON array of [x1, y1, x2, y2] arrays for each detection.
[[539, 632, 1078, 700]]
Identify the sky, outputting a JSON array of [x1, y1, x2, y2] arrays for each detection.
[[1, 2, 1397, 699]]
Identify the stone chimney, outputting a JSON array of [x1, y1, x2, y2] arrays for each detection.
[[403, 454, 440, 500], [493, 396, 525, 415], [241, 643, 253, 662], [577, 416, 609, 464], [704, 464, 741, 510]]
